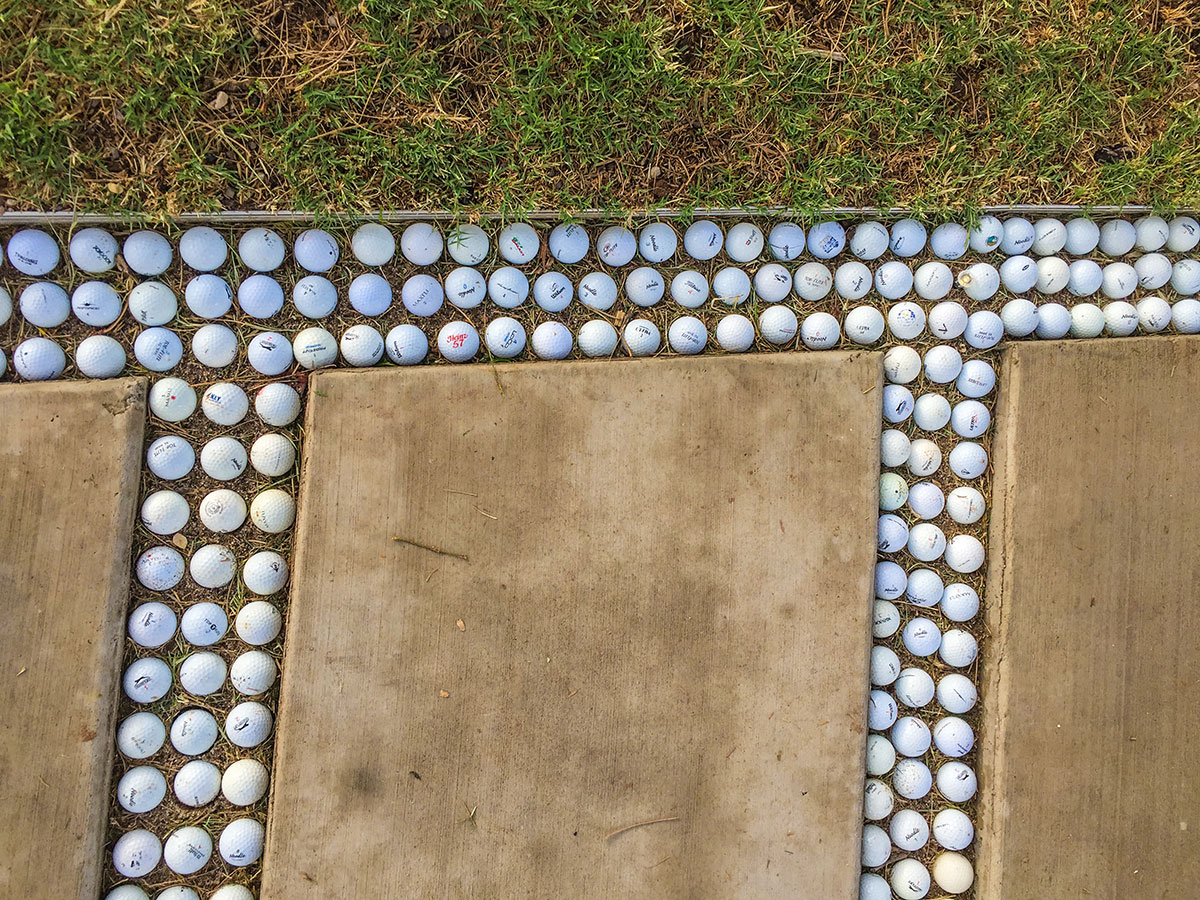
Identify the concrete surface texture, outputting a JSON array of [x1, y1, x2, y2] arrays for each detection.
[[0, 379, 145, 900], [980, 337, 1200, 899], [263, 354, 882, 899]]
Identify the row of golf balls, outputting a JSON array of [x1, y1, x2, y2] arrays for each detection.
[[5, 251, 1200, 336], [7, 215, 1200, 280], [8, 289, 1200, 383], [108, 879, 252, 900]]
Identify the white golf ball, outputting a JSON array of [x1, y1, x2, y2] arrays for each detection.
[[1032, 255, 1070, 294], [867, 689, 898, 730], [873, 601, 901, 639], [1000, 216, 1035, 255], [902, 617, 941, 657], [1000, 297, 1039, 337], [20, 281, 70, 327], [293, 326, 339, 369], [843, 306, 885, 344], [497, 222, 538, 264], [638, 222, 677, 262], [668, 315, 708, 354], [882, 385, 914, 425], [932, 808, 975, 851], [1137, 295, 1172, 333], [929, 222, 968, 260], [112, 829, 162, 878], [683, 220, 723, 260], [923, 345, 962, 383], [124, 656, 173, 703], [189, 544, 237, 589], [933, 715, 976, 757], [71, 280, 122, 326], [758, 305, 797, 345], [724, 221, 764, 262], [352, 223, 396, 266], [192, 323, 239, 369], [248, 434, 295, 482], [941, 583, 980, 622], [75, 334, 127, 378], [850, 220, 889, 260], [236, 600, 283, 645], [223, 758, 270, 806], [292, 274, 338, 318], [834, 261, 873, 300], [865, 733, 896, 776], [890, 218, 926, 256], [883, 346, 921, 384], [246, 331, 293, 376], [1168, 216, 1200, 252], [957, 262, 999, 301], [625, 266, 665, 306], [894, 667, 935, 708], [69, 227, 119, 273], [1064, 217, 1100, 255], [946, 485, 986, 524], [201, 381, 249, 425], [163, 825, 213, 875], [128, 601, 178, 647], [713, 266, 752, 304], [348, 271, 393, 316], [174, 759, 222, 807], [484, 317, 526, 358], [340, 323, 385, 367], [908, 523, 946, 561], [1097, 218, 1136, 256], [9, 228, 61, 276], [1069, 302, 1105, 337], [806, 220, 845, 258], [1031, 218, 1066, 255], [951, 399, 990, 437], [913, 261, 953, 301], [533, 271, 573, 312], [968, 214, 1003, 253], [912, 393, 951, 432], [964, 310, 1003, 349], [880, 429, 911, 467], [487, 266, 529, 309], [199, 488, 247, 533], [622, 319, 660, 357], [385, 324, 429, 364], [863, 781, 894, 823], [236, 274, 285, 319], [244, 550, 289, 595], [956, 359, 995, 398], [548, 223, 589, 263], [891, 715, 932, 757], [767, 221, 805, 260], [146, 434, 195, 480], [875, 260, 914, 300], [249, 488, 295, 534], [800, 311, 839, 349], [1173, 258, 1200, 295], [12, 336, 67, 381], [715, 313, 756, 352], [937, 672, 979, 714], [254, 382, 300, 427], [123, 230, 173, 276], [225, 703, 273, 749], [670, 270, 709, 308], [219, 818, 265, 867], [999, 255, 1038, 293], [1066, 258, 1102, 297], [1135, 252, 1172, 291], [171, 707, 219, 755], [596, 225, 636, 266], [116, 765, 168, 814], [875, 562, 906, 601], [230, 649, 277, 695], [906, 567, 944, 606], [944, 534, 985, 573], [401, 273, 444, 317], [948, 441, 988, 479], [133, 327, 184, 372], [210, 887, 254, 900], [792, 261, 832, 300], [141, 490, 190, 535], [179, 651, 227, 696], [753, 262, 793, 303], [907, 438, 941, 477], [940, 629, 980, 667], [238, 228, 286, 271], [877, 513, 909, 552], [578, 271, 619, 311], [136, 546, 185, 591], [891, 857, 932, 900], [937, 761, 978, 802], [181, 601, 228, 647], [577, 320, 619, 357], [887, 302, 925, 340], [870, 645, 900, 686], [446, 223, 489, 265], [1101, 262, 1138, 299], [158, 887, 201, 900], [178, 226, 228, 271], [891, 810, 931, 854], [879, 472, 909, 511], [1035, 302, 1071, 338], [117, 711, 166, 759], [1103, 300, 1139, 336], [893, 757, 933, 801], [531, 321, 573, 360], [293, 228, 339, 273], [400, 222, 444, 265]]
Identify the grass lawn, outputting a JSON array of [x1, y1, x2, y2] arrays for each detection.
[[0, 0, 1196, 215]]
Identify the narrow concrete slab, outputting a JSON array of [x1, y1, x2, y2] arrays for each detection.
[[981, 337, 1200, 900], [0, 379, 146, 900], [264, 354, 881, 900]]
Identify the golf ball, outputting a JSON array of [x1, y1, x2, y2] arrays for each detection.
[[834, 261, 873, 300], [20, 281, 70, 327], [1000, 216, 1035, 254], [487, 266, 530, 308], [929, 222, 968, 260], [352, 223, 396, 266], [1064, 217, 1100, 255], [548, 223, 589, 264], [531, 321, 573, 360], [219, 818, 266, 867], [932, 808, 975, 851], [940, 583, 980, 622], [887, 302, 925, 340], [171, 707, 219, 755], [683, 220, 723, 260], [174, 759, 222, 807], [883, 346, 921, 384], [147, 434, 195, 480], [597, 225, 637, 266], [792, 262, 832, 301], [713, 266, 752, 304], [400, 222, 444, 265], [223, 758, 270, 806], [199, 488, 248, 533], [293, 228, 339, 272], [622, 319, 660, 357], [136, 546, 185, 591], [667, 315, 708, 354], [179, 651, 228, 696], [141, 490, 190, 535], [293, 327, 339, 369], [189, 543, 237, 589], [577, 320, 619, 357], [72, 280, 122, 326], [255, 382, 301, 426], [235, 600, 283, 645], [485, 317, 527, 358], [12, 336, 66, 381], [937, 672, 979, 714], [163, 825, 213, 875], [533, 271, 573, 312], [75, 334, 127, 378], [340, 324, 385, 366], [753, 262, 793, 303], [385, 324, 430, 365], [968, 215, 1003, 253], [497, 222, 538, 264], [1031, 218, 1066, 255], [914, 261, 953, 301], [1035, 302, 1071, 338], [850, 221, 889, 260], [806, 220, 845, 258], [843, 306, 885, 344], [638, 222, 677, 262], [112, 829, 162, 878], [758, 305, 797, 345], [128, 601, 178, 648], [236, 274, 285, 319], [180, 601, 229, 646], [243, 550, 289, 595], [348, 272, 393, 316], [890, 218, 926, 256], [767, 221, 805, 260], [178, 226, 228, 271], [880, 429, 911, 467], [229, 650, 277, 695], [578, 271, 618, 311], [69, 227, 119, 273], [238, 228, 286, 271], [715, 313, 755, 352], [292, 274, 338, 318], [225, 703, 273, 749], [401, 273, 444, 317], [202, 382, 249, 425], [446, 223, 489, 265], [724, 221, 764, 262], [124, 656, 173, 703], [891, 857, 932, 900], [192, 323, 238, 369], [670, 270, 709, 308], [117, 712, 166, 759], [625, 266, 665, 306]]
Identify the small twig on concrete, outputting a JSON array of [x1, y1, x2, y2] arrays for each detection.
[[605, 816, 680, 840], [391, 537, 469, 561]]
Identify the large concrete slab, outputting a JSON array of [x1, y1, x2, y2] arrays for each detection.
[[264, 354, 881, 900], [0, 379, 146, 900], [980, 337, 1200, 900]]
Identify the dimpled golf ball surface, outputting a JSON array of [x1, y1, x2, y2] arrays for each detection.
[[128, 601, 178, 647], [223, 758, 270, 806], [250, 433, 295, 479], [70, 227, 119, 272], [485, 317, 527, 358], [340, 324, 385, 366], [14, 337, 66, 380], [530, 321, 572, 360], [118, 711, 166, 759], [113, 829, 162, 877], [386, 323, 430, 364], [164, 825, 213, 875], [181, 601, 228, 646], [667, 316, 707, 353], [76, 335, 127, 378], [190, 543, 237, 588], [243, 551, 289, 595], [179, 651, 227, 695], [20, 281, 70, 327], [758, 305, 798, 345], [117, 765, 168, 813], [236, 600, 283, 645], [193, 323, 239, 368], [715, 313, 755, 352], [623, 319, 660, 356], [219, 818, 265, 866], [255, 382, 301, 427], [226, 702, 273, 748], [547, 223, 589, 264], [497, 222, 538, 264], [124, 657, 172, 703], [172, 708, 219, 755], [230, 650, 278, 695], [577, 320, 619, 357], [72, 280, 121, 326], [133, 327, 183, 372]]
